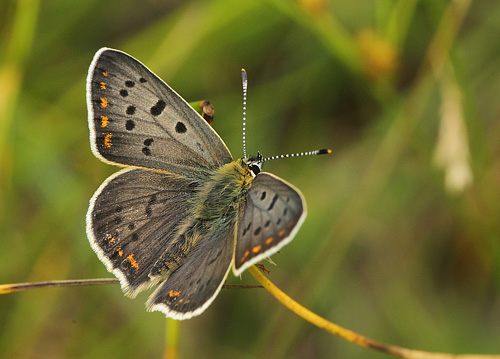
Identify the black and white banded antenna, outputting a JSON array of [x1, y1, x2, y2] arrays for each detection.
[[241, 68, 248, 160], [240, 68, 332, 168], [263, 149, 332, 162]]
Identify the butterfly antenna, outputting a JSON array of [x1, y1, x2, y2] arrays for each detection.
[[241, 68, 248, 159], [263, 148, 332, 162]]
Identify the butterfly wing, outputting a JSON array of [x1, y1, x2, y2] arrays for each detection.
[[233, 172, 306, 276], [86, 168, 198, 296], [86, 48, 232, 177], [147, 217, 236, 320]]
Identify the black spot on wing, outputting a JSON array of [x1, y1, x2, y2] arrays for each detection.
[[267, 194, 278, 210], [175, 122, 187, 133], [151, 100, 166, 116], [242, 221, 252, 236], [125, 120, 135, 131], [126, 106, 136, 115], [142, 138, 153, 156]]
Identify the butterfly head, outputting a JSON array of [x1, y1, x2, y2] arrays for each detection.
[[245, 152, 263, 176]]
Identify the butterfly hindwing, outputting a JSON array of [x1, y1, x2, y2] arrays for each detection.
[[147, 217, 236, 320], [233, 172, 306, 275], [86, 48, 233, 177], [86, 168, 198, 296]]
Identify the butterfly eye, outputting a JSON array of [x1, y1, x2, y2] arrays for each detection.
[[249, 164, 261, 175]]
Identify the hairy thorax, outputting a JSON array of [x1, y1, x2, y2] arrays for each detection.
[[149, 159, 254, 279], [193, 159, 254, 221]]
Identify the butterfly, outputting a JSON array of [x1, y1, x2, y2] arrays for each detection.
[[86, 48, 330, 320]]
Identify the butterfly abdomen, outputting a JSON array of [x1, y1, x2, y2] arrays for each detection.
[[149, 232, 200, 279]]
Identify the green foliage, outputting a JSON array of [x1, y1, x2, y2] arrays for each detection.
[[0, 0, 499, 358]]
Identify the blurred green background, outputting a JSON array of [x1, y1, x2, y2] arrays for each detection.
[[1, 0, 499, 358]]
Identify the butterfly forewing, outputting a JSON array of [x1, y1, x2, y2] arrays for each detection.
[[147, 217, 236, 319], [87, 48, 232, 177], [87, 168, 198, 296], [233, 172, 306, 275]]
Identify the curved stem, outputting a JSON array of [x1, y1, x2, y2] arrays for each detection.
[[247, 266, 500, 359]]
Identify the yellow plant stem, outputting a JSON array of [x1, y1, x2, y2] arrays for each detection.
[[247, 265, 500, 359], [164, 319, 180, 359]]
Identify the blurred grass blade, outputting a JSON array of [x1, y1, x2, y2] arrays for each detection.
[[434, 65, 472, 194], [263, 0, 363, 75], [0, 0, 40, 203], [384, 0, 420, 48], [0, 0, 40, 141]]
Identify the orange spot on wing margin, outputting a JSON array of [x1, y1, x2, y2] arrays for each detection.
[[252, 245, 262, 253], [168, 290, 181, 297], [100, 97, 108, 108], [100, 115, 109, 128], [126, 254, 139, 272], [103, 133, 112, 148], [240, 250, 250, 263]]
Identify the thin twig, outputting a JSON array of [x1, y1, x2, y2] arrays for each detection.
[[0, 278, 120, 293], [0, 278, 261, 294]]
